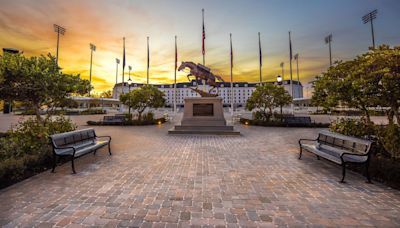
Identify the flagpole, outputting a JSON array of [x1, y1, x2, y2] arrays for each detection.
[[202, 9, 205, 66], [147, 36, 149, 85], [174, 35, 177, 114], [230, 33, 234, 117], [296, 54, 300, 84], [202, 8, 206, 92], [122, 37, 125, 94], [258, 32, 262, 84], [289, 31, 294, 115]]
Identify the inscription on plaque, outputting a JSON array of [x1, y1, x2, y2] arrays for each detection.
[[193, 103, 214, 116]]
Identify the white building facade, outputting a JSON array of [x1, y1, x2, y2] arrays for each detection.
[[113, 80, 303, 108]]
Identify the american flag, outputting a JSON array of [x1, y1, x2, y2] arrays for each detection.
[[202, 9, 205, 55], [175, 36, 177, 70], [230, 33, 233, 68], [259, 32, 262, 67]]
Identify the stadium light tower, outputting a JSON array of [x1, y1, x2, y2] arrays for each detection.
[[362, 9, 378, 49], [53, 24, 66, 67], [89, 43, 96, 97], [325, 34, 333, 66]]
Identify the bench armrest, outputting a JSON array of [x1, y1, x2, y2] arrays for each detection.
[[340, 152, 368, 158], [53, 146, 76, 156], [96, 135, 112, 141], [299, 138, 317, 145]]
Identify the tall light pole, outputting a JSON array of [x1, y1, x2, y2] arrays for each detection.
[[362, 9, 378, 49], [280, 62, 284, 81], [89, 43, 96, 97], [115, 58, 120, 86], [325, 34, 333, 66], [53, 24, 66, 67]]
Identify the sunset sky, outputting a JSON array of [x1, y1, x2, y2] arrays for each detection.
[[1, 0, 399, 93]]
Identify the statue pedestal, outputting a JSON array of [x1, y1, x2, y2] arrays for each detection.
[[169, 97, 240, 135]]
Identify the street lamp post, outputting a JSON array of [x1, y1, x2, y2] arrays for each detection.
[[280, 62, 284, 81], [362, 9, 378, 49], [89, 43, 96, 97], [277, 75, 282, 85], [325, 34, 333, 66], [53, 24, 66, 67]]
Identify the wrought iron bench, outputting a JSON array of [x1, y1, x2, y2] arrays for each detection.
[[299, 130, 374, 183], [50, 128, 111, 173], [103, 115, 125, 124]]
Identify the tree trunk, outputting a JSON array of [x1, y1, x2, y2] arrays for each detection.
[[362, 106, 371, 124], [280, 106, 283, 122], [138, 111, 143, 122], [394, 107, 400, 126], [34, 104, 42, 123], [387, 109, 395, 126]]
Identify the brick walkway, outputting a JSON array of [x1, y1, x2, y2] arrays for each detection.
[[1, 123, 400, 227]]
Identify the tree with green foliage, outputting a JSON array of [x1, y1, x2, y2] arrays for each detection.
[[99, 90, 113, 98], [119, 85, 165, 121], [246, 83, 292, 121], [312, 45, 400, 125], [274, 85, 292, 116], [0, 53, 91, 122]]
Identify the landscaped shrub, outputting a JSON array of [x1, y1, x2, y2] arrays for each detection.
[[240, 117, 329, 128], [143, 112, 155, 122], [0, 116, 76, 189], [87, 117, 166, 126], [79, 109, 106, 115], [329, 118, 375, 138], [377, 124, 400, 159]]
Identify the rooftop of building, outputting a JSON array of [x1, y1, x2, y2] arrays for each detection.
[[114, 79, 302, 89]]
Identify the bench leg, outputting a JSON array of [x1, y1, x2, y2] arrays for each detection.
[[108, 143, 112, 155], [71, 156, 76, 174], [340, 162, 346, 183], [316, 155, 320, 160], [298, 147, 303, 159], [94, 149, 97, 155], [365, 162, 372, 183], [51, 155, 57, 173]]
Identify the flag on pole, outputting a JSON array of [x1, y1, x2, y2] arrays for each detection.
[[230, 34, 233, 68], [258, 32, 262, 67], [147, 37, 150, 69], [202, 9, 205, 56], [175, 36, 178, 70], [147, 36, 150, 84], [289, 31, 293, 60]]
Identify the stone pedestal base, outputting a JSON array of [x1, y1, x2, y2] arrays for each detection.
[[169, 97, 240, 135]]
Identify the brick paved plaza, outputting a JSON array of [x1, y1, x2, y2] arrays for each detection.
[[1, 119, 400, 227]]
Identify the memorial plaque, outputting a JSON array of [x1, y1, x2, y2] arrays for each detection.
[[193, 103, 213, 116]]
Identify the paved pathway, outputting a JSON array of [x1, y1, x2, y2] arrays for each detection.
[[1, 122, 400, 227]]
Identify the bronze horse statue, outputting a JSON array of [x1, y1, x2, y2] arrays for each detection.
[[178, 61, 224, 97]]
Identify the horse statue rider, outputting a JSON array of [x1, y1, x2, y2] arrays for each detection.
[[178, 61, 224, 97]]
